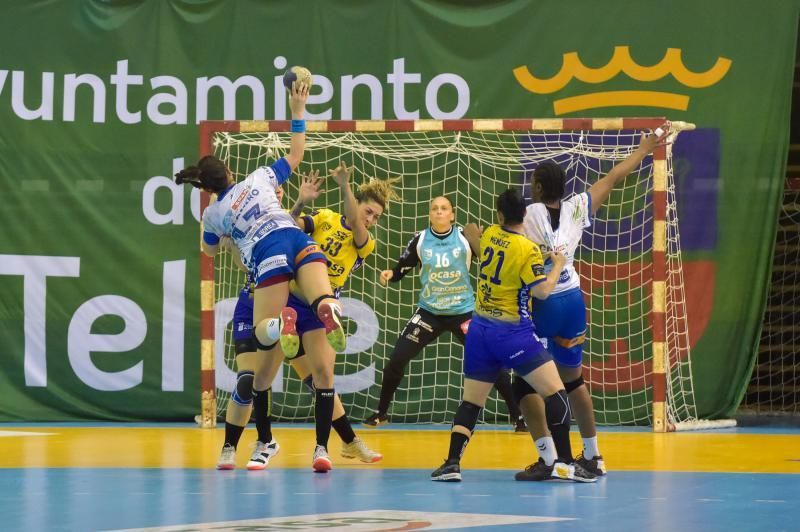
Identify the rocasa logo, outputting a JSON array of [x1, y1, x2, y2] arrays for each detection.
[[513, 46, 731, 115]]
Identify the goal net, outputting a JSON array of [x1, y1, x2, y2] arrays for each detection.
[[198, 118, 717, 432]]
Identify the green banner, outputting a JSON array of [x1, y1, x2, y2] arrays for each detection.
[[0, 0, 796, 421]]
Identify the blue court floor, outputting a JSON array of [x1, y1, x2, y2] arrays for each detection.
[[0, 424, 797, 531]]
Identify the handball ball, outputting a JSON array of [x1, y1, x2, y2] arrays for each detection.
[[283, 66, 313, 92]]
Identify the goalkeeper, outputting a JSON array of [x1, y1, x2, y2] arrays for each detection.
[[363, 196, 525, 431]]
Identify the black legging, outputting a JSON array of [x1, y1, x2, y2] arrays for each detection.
[[376, 307, 521, 421]]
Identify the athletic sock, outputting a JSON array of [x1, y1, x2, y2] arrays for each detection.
[[582, 436, 600, 458], [535, 436, 558, 466], [332, 414, 356, 444]]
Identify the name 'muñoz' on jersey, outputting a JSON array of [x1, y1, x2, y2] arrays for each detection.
[[474, 225, 547, 326]]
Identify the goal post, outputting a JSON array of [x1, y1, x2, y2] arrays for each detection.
[[196, 117, 731, 432]]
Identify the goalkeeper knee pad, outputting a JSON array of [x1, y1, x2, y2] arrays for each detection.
[[564, 376, 585, 394], [544, 389, 571, 427], [231, 371, 255, 405], [513, 377, 536, 404], [452, 401, 482, 434]]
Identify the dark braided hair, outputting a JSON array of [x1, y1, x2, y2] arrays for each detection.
[[532, 160, 566, 203], [496, 188, 526, 225], [174, 155, 229, 193]]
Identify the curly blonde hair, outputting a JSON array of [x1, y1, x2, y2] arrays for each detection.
[[356, 176, 402, 211]]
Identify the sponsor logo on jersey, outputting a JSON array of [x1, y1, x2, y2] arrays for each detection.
[[423, 248, 433, 259], [428, 270, 463, 284], [256, 254, 288, 277], [253, 220, 278, 240]]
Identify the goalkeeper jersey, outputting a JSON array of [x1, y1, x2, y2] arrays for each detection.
[[390, 226, 474, 316]]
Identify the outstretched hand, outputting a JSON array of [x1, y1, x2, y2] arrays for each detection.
[[298, 170, 323, 203], [639, 121, 672, 153], [379, 269, 394, 286], [329, 160, 353, 187], [289, 81, 309, 118]]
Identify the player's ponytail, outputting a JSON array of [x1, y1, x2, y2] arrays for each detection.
[[532, 160, 566, 203], [497, 188, 526, 225], [356, 176, 402, 211], [175, 155, 229, 193]]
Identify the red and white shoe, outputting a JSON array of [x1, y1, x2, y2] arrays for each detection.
[[216, 443, 236, 470], [312, 444, 333, 472], [317, 301, 345, 352], [279, 307, 299, 358]]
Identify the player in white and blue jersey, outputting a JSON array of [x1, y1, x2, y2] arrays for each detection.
[[516, 124, 670, 478], [176, 81, 346, 470], [362, 196, 525, 431]]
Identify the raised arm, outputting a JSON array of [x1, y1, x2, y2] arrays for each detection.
[[379, 232, 422, 285], [462, 223, 483, 255], [587, 123, 670, 215], [330, 161, 370, 249], [290, 170, 323, 231], [283, 81, 310, 171]]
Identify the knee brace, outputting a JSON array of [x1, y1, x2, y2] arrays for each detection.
[[513, 376, 537, 404], [544, 389, 571, 427], [452, 401, 482, 434], [564, 376, 585, 394], [252, 328, 278, 352], [302, 374, 315, 393], [253, 317, 281, 350], [234, 338, 257, 355], [231, 371, 255, 405]]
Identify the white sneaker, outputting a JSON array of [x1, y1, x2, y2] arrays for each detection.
[[312, 444, 333, 472], [551, 460, 597, 483], [246, 440, 280, 471], [341, 437, 383, 463], [217, 443, 236, 470]]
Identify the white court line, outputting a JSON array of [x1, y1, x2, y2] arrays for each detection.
[[697, 498, 724, 502], [755, 499, 786, 503], [463, 494, 491, 497], [0, 431, 55, 437], [294, 492, 320, 496]]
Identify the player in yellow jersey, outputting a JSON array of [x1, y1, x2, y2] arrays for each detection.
[[278, 162, 400, 471], [431, 188, 596, 483], [217, 178, 383, 471]]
